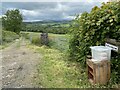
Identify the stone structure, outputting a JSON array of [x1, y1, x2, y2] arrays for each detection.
[[40, 33, 49, 45]]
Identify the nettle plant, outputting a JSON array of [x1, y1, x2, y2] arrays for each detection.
[[69, 1, 120, 80]]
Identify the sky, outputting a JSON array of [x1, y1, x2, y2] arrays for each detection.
[[1, 0, 109, 22]]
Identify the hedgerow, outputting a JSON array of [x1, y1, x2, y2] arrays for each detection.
[[69, 2, 120, 82]]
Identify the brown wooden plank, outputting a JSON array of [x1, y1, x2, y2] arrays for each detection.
[[95, 64, 99, 84], [86, 59, 93, 69], [87, 59, 111, 85], [108, 62, 111, 80]]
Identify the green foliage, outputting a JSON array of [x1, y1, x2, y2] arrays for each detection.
[[31, 36, 41, 46], [2, 30, 19, 44], [2, 9, 23, 34], [22, 22, 70, 34], [69, 1, 120, 74], [111, 54, 120, 83]]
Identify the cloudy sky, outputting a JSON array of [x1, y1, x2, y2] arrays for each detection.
[[1, 0, 109, 22]]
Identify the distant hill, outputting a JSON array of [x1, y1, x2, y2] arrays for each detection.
[[23, 20, 72, 24]]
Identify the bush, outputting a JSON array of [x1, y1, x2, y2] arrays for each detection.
[[2, 30, 19, 44]]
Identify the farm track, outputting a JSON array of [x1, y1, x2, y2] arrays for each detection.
[[1, 38, 41, 88]]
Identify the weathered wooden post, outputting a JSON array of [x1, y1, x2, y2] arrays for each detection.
[[40, 33, 49, 45]]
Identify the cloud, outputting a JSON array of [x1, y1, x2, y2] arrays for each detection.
[[53, 2, 70, 12], [1, 0, 109, 2], [20, 9, 40, 16], [2, 2, 104, 21]]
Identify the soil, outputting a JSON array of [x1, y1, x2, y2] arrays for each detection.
[[1, 38, 41, 88]]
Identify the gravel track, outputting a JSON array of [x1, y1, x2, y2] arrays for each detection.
[[1, 38, 41, 88]]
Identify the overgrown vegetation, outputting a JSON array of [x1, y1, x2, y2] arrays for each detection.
[[0, 30, 19, 49], [69, 1, 120, 83], [2, 30, 19, 44]]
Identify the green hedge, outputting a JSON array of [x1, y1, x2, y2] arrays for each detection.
[[69, 2, 120, 82]]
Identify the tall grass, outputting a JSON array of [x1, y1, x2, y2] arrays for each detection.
[[0, 30, 19, 49], [20, 31, 41, 45], [2, 30, 19, 44]]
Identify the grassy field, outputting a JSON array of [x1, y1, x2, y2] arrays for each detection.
[[23, 32, 119, 88]]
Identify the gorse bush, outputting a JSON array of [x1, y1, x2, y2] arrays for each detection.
[[69, 1, 120, 82]]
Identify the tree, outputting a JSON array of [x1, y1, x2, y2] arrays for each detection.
[[2, 9, 23, 34]]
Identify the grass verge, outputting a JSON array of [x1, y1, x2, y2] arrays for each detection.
[[28, 44, 119, 88], [26, 32, 120, 88], [28, 45, 90, 88]]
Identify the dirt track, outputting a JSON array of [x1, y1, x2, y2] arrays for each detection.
[[1, 38, 41, 88]]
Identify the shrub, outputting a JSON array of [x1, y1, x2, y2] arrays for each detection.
[[2, 30, 19, 44]]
